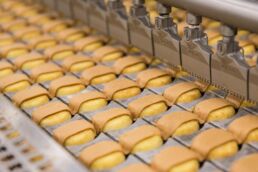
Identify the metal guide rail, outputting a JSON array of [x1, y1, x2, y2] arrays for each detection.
[[0, 95, 88, 172]]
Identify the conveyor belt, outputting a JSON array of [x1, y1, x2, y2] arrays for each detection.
[[0, 95, 88, 172], [0, 0, 257, 172]]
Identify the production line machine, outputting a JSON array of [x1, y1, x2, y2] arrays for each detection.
[[0, 0, 258, 171]]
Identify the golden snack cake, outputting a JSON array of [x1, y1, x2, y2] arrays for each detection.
[[12, 85, 50, 109], [227, 115, 258, 143], [14, 52, 46, 70], [208, 20, 222, 29], [12, 4, 42, 17], [12, 26, 41, 41], [209, 35, 223, 49], [80, 65, 116, 85], [0, 0, 23, 10], [193, 98, 236, 122], [206, 21, 221, 30], [206, 29, 222, 47], [176, 22, 187, 37], [41, 19, 73, 33], [103, 78, 141, 100], [0, 43, 29, 58], [56, 27, 90, 43], [140, 54, 156, 65], [27, 35, 57, 50], [136, 68, 172, 88], [44, 44, 75, 60], [225, 94, 243, 109], [0, 13, 15, 24], [201, 17, 212, 28], [53, 119, 96, 146], [123, 0, 132, 14], [229, 153, 258, 172], [237, 29, 252, 39], [0, 60, 14, 78], [62, 54, 95, 72], [92, 45, 126, 62], [74, 35, 108, 52], [69, 90, 107, 114], [30, 62, 63, 82], [163, 82, 202, 105], [0, 18, 27, 31], [27, 13, 56, 25], [0, 7, 11, 16], [172, 7, 187, 21], [118, 163, 155, 172], [191, 128, 238, 160], [128, 94, 168, 118], [249, 34, 258, 47], [32, 101, 72, 127], [205, 29, 221, 40], [193, 80, 211, 93], [49, 75, 85, 97], [244, 54, 257, 68], [151, 146, 201, 172], [0, 33, 14, 47], [119, 124, 163, 154], [0, 73, 31, 92], [79, 140, 125, 170], [92, 107, 132, 133], [155, 111, 203, 139], [239, 40, 256, 56], [113, 55, 147, 74]]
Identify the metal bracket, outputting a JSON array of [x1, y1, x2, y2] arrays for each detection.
[[152, 3, 181, 67], [128, 0, 154, 55], [107, 0, 124, 10], [249, 64, 258, 103], [184, 13, 204, 41], [155, 3, 175, 30], [181, 12, 212, 83], [130, 0, 149, 19], [56, 0, 73, 18], [88, 0, 109, 35], [41, 0, 57, 10], [217, 25, 240, 56], [211, 25, 250, 98], [107, 0, 131, 45], [71, 0, 90, 25]]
